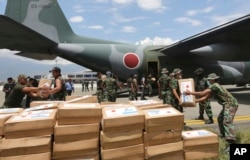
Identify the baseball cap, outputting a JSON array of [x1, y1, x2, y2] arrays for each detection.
[[49, 67, 61, 73]]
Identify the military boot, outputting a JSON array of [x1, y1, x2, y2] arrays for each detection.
[[195, 115, 204, 120], [205, 117, 214, 124]]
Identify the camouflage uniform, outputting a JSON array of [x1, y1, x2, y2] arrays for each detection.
[[131, 75, 139, 100], [209, 82, 238, 141], [170, 78, 182, 112], [127, 76, 133, 100], [195, 76, 213, 123], [158, 74, 172, 104], [96, 76, 104, 103], [103, 76, 117, 102]]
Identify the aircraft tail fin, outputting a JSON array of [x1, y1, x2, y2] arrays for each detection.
[[5, 0, 74, 43]]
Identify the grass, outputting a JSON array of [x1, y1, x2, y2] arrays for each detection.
[[204, 128, 250, 160]]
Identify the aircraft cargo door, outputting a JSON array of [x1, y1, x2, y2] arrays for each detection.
[[148, 61, 158, 78]]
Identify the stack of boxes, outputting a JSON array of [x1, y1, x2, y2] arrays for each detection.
[[129, 100, 168, 110], [143, 107, 184, 160], [53, 103, 102, 159], [101, 105, 145, 160], [182, 129, 219, 160], [1, 107, 57, 160]]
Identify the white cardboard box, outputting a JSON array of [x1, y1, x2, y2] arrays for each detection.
[[178, 78, 196, 107]]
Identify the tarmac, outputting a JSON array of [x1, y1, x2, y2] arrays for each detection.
[[1, 84, 250, 133]]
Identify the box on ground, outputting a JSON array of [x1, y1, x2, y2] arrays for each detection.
[[53, 139, 99, 159], [54, 122, 100, 143], [129, 100, 168, 110], [24, 102, 58, 111], [178, 78, 196, 107], [65, 95, 98, 103], [145, 141, 184, 160], [0, 136, 51, 157], [53, 154, 99, 160], [0, 152, 51, 160], [143, 107, 184, 132], [100, 130, 143, 150], [102, 105, 144, 132], [57, 103, 102, 125], [144, 129, 182, 146], [101, 144, 144, 160], [182, 129, 219, 160], [0, 114, 13, 136], [4, 109, 57, 139], [0, 108, 23, 114], [30, 101, 63, 107]]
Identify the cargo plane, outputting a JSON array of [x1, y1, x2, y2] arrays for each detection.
[[1, 0, 250, 85]]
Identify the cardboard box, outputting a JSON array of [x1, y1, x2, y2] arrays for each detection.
[[145, 150, 184, 160], [100, 130, 143, 149], [24, 103, 58, 111], [178, 78, 196, 107], [4, 109, 57, 139], [65, 95, 98, 103], [54, 122, 100, 143], [30, 101, 63, 107], [0, 114, 13, 136], [101, 144, 144, 160], [143, 107, 184, 132], [144, 129, 182, 146], [0, 136, 51, 157], [0, 108, 23, 114], [1, 152, 51, 160], [182, 129, 219, 160], [129, 100, 168, 110], [145, 141, 184, 160], [57, 103, 102, 125], [53, 139, 99, 159], [100, 103, 124, 109], [54, 154, 99, 160], [65, 95, 81, 101], [102, 105, 145, 132], [38, 79, 52, 88]]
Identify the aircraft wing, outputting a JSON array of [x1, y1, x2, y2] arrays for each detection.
[[159, 14, 250, 61], [0, 15, 57, 60]]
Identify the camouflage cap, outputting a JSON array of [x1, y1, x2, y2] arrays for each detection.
[[18, 74, 28, 80], [173, 68, 182, 74], [194, 68, 204, 74], [106, 71, 112, 77], [207, 73, 220, 80], [161, 68, 168, 73]]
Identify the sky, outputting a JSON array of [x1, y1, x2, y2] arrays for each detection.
[[0, 0, 250, 81]]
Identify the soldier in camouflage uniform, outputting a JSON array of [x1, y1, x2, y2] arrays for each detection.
[[127, 74, 133, 100], [158, 68, 172, 104], [131, 74, 139, 100], [96, 72, 104, 103], [185, 73, 238, 151], [194, 68, 214, 124], [170, 68, 183, 112], [102, 71, 117, 102]]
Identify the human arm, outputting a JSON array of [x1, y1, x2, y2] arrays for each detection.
[[172, 88, 181, 104], [185, 88, 211, 103]]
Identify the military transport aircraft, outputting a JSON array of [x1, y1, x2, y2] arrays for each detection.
[[1, 0, 250, 85]]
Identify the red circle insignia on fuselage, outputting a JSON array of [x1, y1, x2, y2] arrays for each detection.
[[123, 52, 140, 69]]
